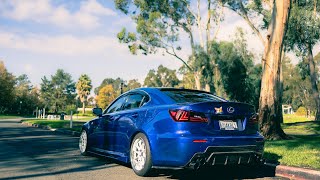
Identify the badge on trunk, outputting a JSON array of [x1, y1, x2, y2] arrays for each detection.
[[227, 106, 235, 113], [214, 107, 223, 114]]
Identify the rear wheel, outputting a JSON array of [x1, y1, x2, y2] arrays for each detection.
[[130, 133, 152, 176], [79, 130, 88, 155]]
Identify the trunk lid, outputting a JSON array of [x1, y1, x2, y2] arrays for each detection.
[[179, 101, 257, 134]]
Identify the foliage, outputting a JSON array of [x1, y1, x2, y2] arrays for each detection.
[[115, 0, 226, 91], [178, 70, 196, 89], [189, 46, 215, 92], [295, 107, 308, 116], [96, 85, 117, 109], [65, 105, 78, 115], [40, 69, 76, 113], [0, 61, 16, 114], [144, 65, 180, 87], [282, 58, 315, 111], [94, 77, 123, 95], [115, 0, 193, 56], [125, 79, 142, 91], [13, 74, 42, 115], [285, 0, 320, 120], [286, 2, 320, 54], [76, 74, 92, 113], [283, 114, 314, 124], [206, 39, 261, 107]]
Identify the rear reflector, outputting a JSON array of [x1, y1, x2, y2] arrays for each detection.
[[169, 109, 208, 122], [193, 140, 207, 143]]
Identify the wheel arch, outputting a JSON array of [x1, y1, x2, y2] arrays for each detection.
[[128, 130, 153, 163]]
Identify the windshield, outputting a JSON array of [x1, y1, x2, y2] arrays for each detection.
[[161, 89, 226, 103]]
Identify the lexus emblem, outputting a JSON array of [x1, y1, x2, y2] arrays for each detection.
[[227, 106, 235, 113]]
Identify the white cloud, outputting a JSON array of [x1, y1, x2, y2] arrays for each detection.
[[0, 31, 126, 56], [1, 0, 116, 29], [24, 64, 33, 72]]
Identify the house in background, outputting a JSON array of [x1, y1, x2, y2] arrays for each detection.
[[282, 104, 294, 114]]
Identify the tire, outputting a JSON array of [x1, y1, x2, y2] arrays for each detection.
[[130, 133, 152, 176], [79, 130, 89, 156]]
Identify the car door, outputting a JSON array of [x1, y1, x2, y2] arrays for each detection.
[[94, 95, 127, 153], [112, 92, 150, 155]]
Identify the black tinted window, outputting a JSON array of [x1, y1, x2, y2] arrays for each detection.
[[122, 94, 148, 110], [162, 90, 225, 103], [106, 96, 126, 114]]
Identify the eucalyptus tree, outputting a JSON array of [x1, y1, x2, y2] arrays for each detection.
[[286, 0, 320, 120], [76, 74, 92, 114], [222, 0, 291, 139], [115, 0, 225, 92]]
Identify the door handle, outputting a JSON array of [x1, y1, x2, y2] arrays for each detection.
[[131, 113, 138, 118]]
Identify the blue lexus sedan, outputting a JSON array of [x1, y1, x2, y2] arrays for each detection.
[[79, 88, 264, 176]]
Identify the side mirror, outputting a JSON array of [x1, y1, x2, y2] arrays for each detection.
[[92, 107, 102, 117]]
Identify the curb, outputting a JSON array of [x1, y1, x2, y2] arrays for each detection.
[[21, 121, 80, 136], [265, 163, 320, 180]]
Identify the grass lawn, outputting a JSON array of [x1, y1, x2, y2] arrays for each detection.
[[283, 114, 314, 123], [22, 119, 86, 132], [0, 115, 23, 119], [264, 115, 320, 170]]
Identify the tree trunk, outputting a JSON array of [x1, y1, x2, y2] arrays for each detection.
[[194, 72, 201, 90], [205, 83, 210, 92], [213, 65, 225, 97], [82, 101, 85, 114], [258, 0, 290, 140], [279, 47, 286, 124], [307, 43, 320, 121]]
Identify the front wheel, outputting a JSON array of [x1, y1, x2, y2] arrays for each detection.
[[79, 130, 89, 155], [130, 133, 152, 176]]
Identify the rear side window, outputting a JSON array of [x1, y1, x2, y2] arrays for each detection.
[[122, 93, 150, 111], [161, 90, 226, 103]]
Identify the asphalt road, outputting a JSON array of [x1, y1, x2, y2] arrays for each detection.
[[0, 119, 287, 180]]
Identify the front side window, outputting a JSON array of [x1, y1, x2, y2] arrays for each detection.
[[105, 96, 127, 114]]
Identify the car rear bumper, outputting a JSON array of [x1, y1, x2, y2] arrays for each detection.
[[185, 145, 264, 170], [149, 133, 264, 168]]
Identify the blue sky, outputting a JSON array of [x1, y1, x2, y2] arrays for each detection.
[[0, 0, 266, 90]]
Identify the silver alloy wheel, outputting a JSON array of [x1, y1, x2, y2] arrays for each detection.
[[131, 137, 147, 171], [79, 130, 87, 153]]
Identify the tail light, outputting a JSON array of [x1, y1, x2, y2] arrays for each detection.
[[169, 110, 208, 122], [248, 113, 258, 124]]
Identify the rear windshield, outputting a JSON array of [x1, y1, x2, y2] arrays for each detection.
[[161, 90, 226, 103]]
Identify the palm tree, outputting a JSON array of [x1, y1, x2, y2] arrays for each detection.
[[76, 74, 92, 114]]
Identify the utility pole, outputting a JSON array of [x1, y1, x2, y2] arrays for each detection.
[[120, 82, 124, 94], [19, 101, 22, 114]]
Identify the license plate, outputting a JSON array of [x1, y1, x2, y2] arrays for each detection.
[[219, 120, 238, 130]]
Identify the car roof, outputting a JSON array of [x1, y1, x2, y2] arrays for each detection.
[[133, 87, 212, 94]]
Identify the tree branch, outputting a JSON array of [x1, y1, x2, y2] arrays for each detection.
[[165, 46, 193, 71], [213, 2, 224, 39], [182, 0, 197, 19], [197, 0, 205, 48], [237, 0, 266, 45], [206, 0, 212, 52]]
